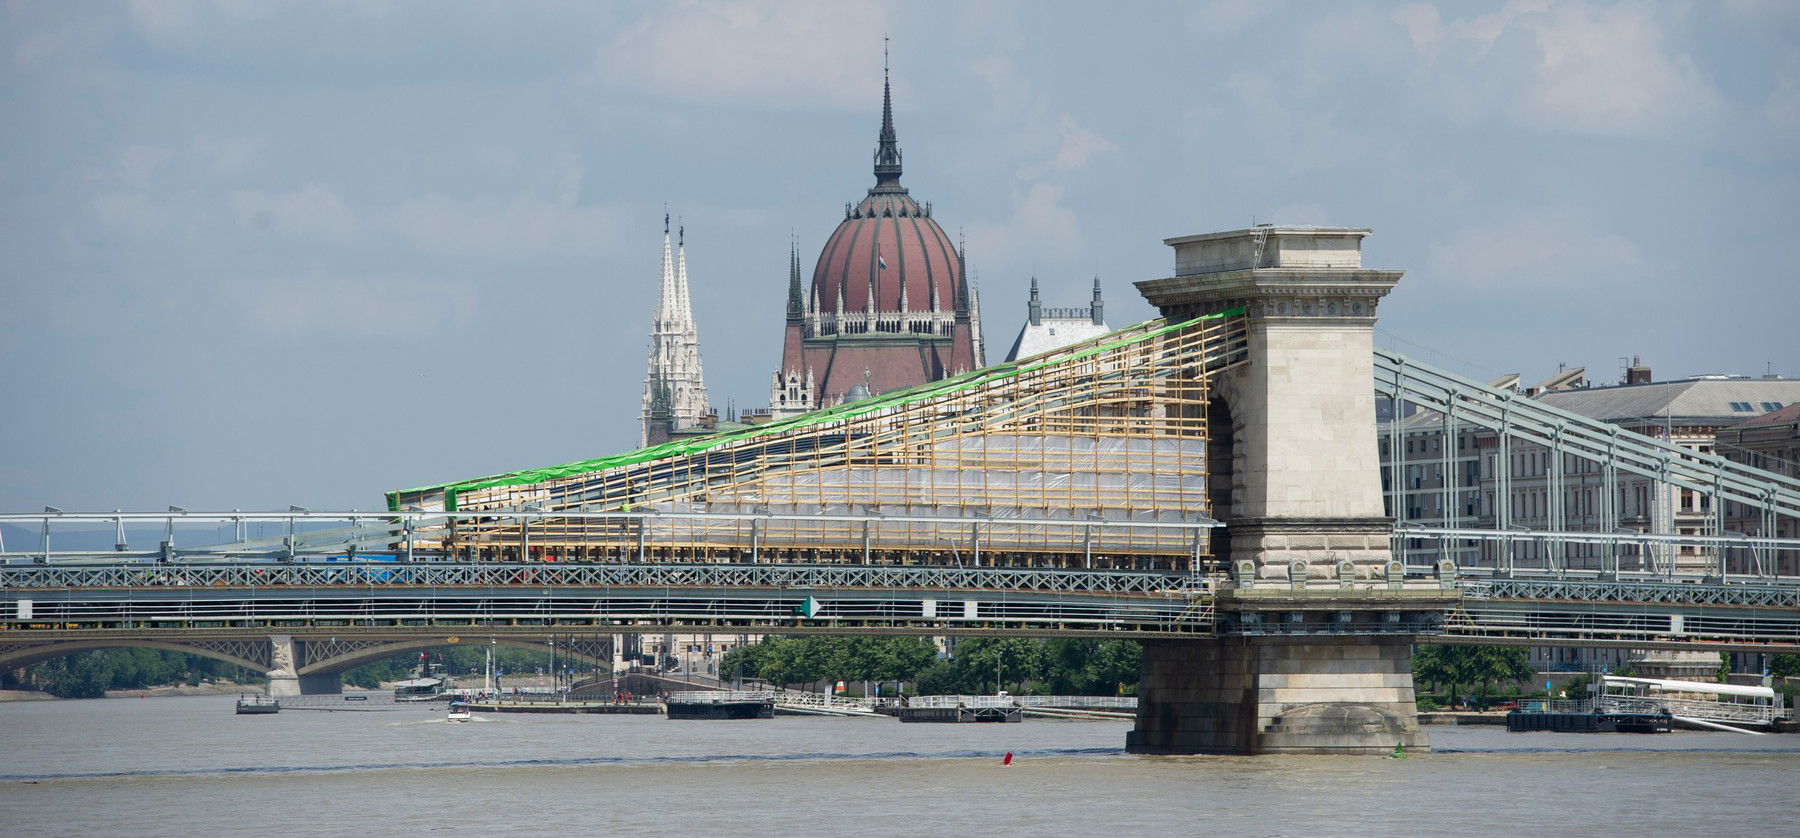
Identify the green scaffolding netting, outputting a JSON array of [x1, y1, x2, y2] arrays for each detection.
[[387, 308, 1245, 512]]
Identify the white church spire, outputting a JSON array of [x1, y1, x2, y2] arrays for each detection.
[[641, 213, 711, 446]]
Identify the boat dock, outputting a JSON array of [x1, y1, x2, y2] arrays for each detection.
[[666, 691, 774, 719], [897, 696, 1024, 723], [462, 700, 660, 714]]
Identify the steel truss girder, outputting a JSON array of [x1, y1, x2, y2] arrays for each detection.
[[1462, 578, 1799, 608], [294, 634, 611, 673], [1448, 600, 1800, 649], [0, 562, 1202, 596], [1374, 349, 1800, 518], [2, 588, 1212, 636]]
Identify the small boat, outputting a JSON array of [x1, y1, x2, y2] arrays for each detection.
[[235, 695, 280, 715], [446, 702, 473, 722]]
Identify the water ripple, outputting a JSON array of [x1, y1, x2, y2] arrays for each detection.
[[1, 746, 1122, 782]]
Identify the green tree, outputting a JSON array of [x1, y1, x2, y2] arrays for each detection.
[[24, 648, 262, 698], [1413, 645, 1533, 707]]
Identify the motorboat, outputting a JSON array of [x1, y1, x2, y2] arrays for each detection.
[[446, 702, 473, 722]]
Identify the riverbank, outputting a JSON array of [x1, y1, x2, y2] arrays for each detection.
[[0, 681, 262, 702], [1418, 710, 1508, 726]]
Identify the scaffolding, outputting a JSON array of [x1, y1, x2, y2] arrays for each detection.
[[390, 310, 1249, 570]]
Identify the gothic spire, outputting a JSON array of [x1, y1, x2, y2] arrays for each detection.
[[642, 213, 710, 446], [953, 238, 970, 317], [785, 238, 804, 323], [872, 38, 903, 188]]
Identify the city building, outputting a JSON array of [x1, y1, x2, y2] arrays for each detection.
[[768, 66, 983, 418], [1003, 278, 1110, 362], [1717, 402, 1800, 559]]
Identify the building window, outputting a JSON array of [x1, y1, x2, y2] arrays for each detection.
[[1762, 402, 1783, 412]]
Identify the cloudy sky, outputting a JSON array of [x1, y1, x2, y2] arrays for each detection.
[[2, 0, 1797, 514]]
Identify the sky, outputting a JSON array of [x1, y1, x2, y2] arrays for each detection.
[[2, 0, 1797, 514]]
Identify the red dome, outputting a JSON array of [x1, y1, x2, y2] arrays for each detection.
[[811, 190, 960, 315]]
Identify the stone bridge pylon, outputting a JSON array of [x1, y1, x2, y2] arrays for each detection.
[[1130, 226, 1459, 754]]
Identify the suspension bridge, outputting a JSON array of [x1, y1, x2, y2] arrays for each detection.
[[3, 226, 1794, 754]]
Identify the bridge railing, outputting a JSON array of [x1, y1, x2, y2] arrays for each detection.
[[0, 561, 1212, 596], [771, 690, 878, 712], [667, 691, 773, 704]]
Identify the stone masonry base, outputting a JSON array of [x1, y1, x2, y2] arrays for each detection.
[[1126, 635, 1428, 755]]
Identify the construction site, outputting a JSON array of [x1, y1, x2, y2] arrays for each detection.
[[388, 310, 1249, 572]]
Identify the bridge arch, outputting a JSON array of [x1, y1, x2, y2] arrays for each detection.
[[0, 638, 269, 674], [297, 636, 609, 676]]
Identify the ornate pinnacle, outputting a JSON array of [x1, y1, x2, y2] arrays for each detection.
[[872, 44, 903, 187]]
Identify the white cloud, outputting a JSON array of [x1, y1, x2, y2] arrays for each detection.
[[14, 29, 72, 66], [117, 145, 172, 187], [93, 192, 171, 236], [1520, 2, 1721, 135], [221, 273, 476, 339], [967, 183, 1081, 269], [1050, 116, 1117, 171], [385, 195, 626, 259], [1394, 0, 1721, 137], [192, 134, 264, 177], [1187, 0, 1270, 35], [1766, 60, 1800, 135], [126, 0, 284, 41], [127, 0, 201, 39], [596, 0, 894, 108], [226, 184, 355, 240], [1428, 211, 1645, 288]]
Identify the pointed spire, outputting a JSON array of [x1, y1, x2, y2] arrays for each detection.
[[642, 213, 710, 446], [1091, 276, 1105, 326], [872, 37, 903, 188], [1028, 277, 1041, 326], [953, 239, 970, 318], [785, 238, 804, 323], [969, 275, 986, 367]]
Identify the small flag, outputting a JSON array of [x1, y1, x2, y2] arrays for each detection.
[[878, 246, 887, 270]]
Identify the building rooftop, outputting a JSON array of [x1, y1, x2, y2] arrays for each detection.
[[1003, 277, 1110, 362], [1535, 378, 1800, 427], [1723, 401, 1800, 430]]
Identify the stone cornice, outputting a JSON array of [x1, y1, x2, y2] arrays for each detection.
[[1136, 269, 1402, 322]]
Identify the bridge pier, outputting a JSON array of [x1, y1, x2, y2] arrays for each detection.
[[267, 634, 300, 697], [1130, 226, 1459, 753], [1129, 635, 1425, 755], [265, 635, 344, 696]]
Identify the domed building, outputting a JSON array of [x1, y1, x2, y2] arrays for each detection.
[[769, 70, 984, 417]]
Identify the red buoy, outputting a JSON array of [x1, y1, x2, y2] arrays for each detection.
[[1002, 752, 1013, 766]]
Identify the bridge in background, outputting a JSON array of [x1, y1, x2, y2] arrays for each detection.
[[3, 226, 1795, 754]]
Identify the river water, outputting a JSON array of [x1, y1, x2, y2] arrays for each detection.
[[2, 695, 1796, 837]]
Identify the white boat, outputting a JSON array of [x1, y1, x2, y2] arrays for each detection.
[[394, 677, 448, 702], [446, 702, 473, 722], [234, 694, 280, 715]]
